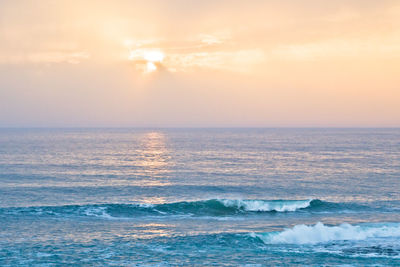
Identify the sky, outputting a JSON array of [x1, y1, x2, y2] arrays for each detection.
[[0, 0, 399, 127]]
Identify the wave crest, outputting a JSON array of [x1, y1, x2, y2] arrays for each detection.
[[219, 199, 312, 212]]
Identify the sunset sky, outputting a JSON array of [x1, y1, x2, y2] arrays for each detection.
[[1, 0, 399, 127]]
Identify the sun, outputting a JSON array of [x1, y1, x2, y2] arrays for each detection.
[[146, 62, 157, 72], [129, 49, 165, 73], [143, 50, 164, 63]]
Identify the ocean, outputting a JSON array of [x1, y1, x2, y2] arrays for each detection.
[[0, 128, 399, 266]]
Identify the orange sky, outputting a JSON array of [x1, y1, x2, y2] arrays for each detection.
[[0, 0, 399, 127]]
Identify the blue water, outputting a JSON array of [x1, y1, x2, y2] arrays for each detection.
[[0, 128, 399, 266]]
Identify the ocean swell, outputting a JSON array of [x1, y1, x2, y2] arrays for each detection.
[[0, 199, 360, 219]]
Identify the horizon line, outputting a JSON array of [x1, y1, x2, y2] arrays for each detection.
[[1, 126, 399, 129]]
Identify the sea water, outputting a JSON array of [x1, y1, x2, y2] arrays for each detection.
[[0, 128, 399, 266]]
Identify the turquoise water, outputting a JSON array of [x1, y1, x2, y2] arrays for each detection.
[[0, 128, 399, 266]]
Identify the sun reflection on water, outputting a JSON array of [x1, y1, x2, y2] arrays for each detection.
[[134, 131, 173, 187]]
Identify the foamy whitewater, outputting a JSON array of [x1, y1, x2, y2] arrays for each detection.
[[254, 222, 400, 244], [0, 128, 399, 265], [219, 199, 313, 212]]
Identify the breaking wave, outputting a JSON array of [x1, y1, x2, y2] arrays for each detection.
[[0, 199, 371, 219], [252, 222, 400, 244]]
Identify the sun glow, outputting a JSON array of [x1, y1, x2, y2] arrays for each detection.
[[143, 50, 164, 63], [129, 49, 165, 73], [146, 62, 157, 72]]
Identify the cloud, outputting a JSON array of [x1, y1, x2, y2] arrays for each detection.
[[164, 49, 265, 73], [271, 38, 400, 61], [0, 50, 90, 65]]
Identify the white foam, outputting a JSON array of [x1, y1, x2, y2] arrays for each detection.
[[82, 206, 113, 219], [255, 222, 400, 244], [137, 203, 155, 208], [219, 199, 312, 212]]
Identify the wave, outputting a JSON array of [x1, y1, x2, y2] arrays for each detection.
[[252, 222, 400, 245], [0, 199, 371, 219]]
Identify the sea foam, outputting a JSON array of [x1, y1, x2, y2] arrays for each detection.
[[254, 222, 400, 244], [219, 199, 313, 212]]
